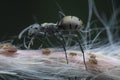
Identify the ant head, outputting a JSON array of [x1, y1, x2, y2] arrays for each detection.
[[28, 23, 41, 36]]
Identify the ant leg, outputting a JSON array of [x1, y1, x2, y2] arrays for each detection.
[[60, 35, 69, 64], [75, 35, 88, 71], [27, 37, 35, 49], [46, 36, 55, 47], [55, 33, 69, 64], [23, 36, 35, 49], [23, 36, 28, 49]]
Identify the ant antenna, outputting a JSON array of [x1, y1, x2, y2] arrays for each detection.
[[59, 11, 66, 17], [53, 0, 66, 16]]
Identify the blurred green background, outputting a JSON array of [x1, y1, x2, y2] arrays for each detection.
[[0, 0, 120, 40]]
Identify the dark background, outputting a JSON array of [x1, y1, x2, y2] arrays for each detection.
[[0, 0, 120, 40]]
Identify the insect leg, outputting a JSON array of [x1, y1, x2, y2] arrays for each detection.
[[55, 33, 69, 64], [23, 36, 28, 49], [75, 34, 88, 71], [23, 35, 35, 49], [18, 26, 32, 39], [27, 37, 35, 49], [60, 35, 69, 64], [62, 32, 87, 69]]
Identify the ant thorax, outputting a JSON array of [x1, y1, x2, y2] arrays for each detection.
[[41, 23, 58, 35]]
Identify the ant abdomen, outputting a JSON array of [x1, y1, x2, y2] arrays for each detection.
[[58, 16, 83, 30]]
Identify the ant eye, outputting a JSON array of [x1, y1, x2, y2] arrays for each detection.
[[34, 27, 38, 29]]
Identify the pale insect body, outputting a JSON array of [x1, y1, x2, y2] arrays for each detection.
[[18, 15, 84, 48], [18, 14, 83, 39], [18, 12, 87, 71]]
